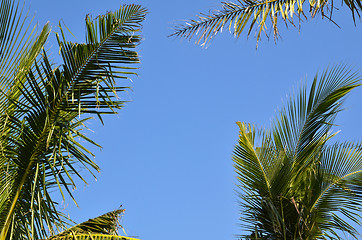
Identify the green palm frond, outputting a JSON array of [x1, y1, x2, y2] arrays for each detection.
[[56, 4, 145, 115], [46, 208, 139, 240], [233, 65, 362, 239], [309, 142, 362, 239], [171, 0, 362, 46], [234, 123, 292, 238], [48, 235, 137, 240], [273, 65, 359, 175], [0, 0, 50, 115], [0, 3, 146, 239]]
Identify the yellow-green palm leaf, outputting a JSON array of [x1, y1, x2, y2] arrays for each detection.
[[172, 0, 362, 46], [46, 209, 139, 240]]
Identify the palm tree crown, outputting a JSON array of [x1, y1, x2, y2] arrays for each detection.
[[0, 1, 146, 239], [233, 66, 362, 239]]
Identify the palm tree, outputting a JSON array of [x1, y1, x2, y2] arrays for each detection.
[[233, 66, 362, 239], [171, 0, 362, 47], [0, 0, 146, 239]]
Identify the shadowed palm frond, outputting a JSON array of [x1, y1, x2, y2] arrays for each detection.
[[0, 3, 146, 239], [309, 142, 362, 239], [233, 65, 362, 239], [171, 0, 362, 47]]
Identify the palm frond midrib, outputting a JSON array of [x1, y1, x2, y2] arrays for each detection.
[[175, 4, 242, 31], [290, 80, 356, 171], [66, 10, 140, 86]]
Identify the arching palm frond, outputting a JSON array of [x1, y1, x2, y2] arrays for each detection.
[[271, 65, 359, 194], [46, 208, 139, 240], [171, 0, 362, 47], [233, 65, 362, 239], [0, 3, 146, 240], [311, 142, 362, 239]]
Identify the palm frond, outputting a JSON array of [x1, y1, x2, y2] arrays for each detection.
[[233, 123, 273, 196], [233, 123, 290, 238], [309, 142, 362, 238], [47, 235, 137, 240], [46, 208, 139, 240], [272, 65, 360, 189], [171, 0, 362, 46], [56, 4, 146, 115], [0, 0, 44, 90]]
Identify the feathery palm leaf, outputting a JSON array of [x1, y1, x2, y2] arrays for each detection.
[[46, 208, 139, 240], [0, 2, 146, 239], [171, 0, 362, 46], [233, 65, 362, 239]]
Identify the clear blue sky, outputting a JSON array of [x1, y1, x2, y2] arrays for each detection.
[[29, 0, 362, 239]]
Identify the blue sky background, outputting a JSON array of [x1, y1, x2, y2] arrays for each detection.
[[29, 0, 362, 239]]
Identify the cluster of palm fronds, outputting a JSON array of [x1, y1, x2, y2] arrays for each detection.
[[171, 0, 362, 46], [0, 0, 146, 239], [233, 66, 362, 239]]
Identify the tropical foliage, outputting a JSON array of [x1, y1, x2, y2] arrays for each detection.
[[171, 0, 362, 46], [233, 66, 362, 239], [46, 208, 138, 240], [0, 0, 145, 239]]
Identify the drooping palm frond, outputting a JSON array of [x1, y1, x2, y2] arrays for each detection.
[[233, 65, 362, 239], [171, 0, 362, 47], [0, 3, 146, 240], [46, 208, 139, 240]]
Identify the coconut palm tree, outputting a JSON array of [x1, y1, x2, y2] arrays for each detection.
[[0, 0, 146, 239], [171, 0, 362, 47], [233, 66, 362, 239]]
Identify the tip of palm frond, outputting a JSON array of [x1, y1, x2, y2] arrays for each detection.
[[47, 207, 127, 239]]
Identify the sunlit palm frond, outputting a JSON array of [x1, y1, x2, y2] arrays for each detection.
[[46, 208, 139, 240], [48, 235, 137, 240], [0, 3, 146, 239], [233, 123, 289, 238], [234, 123, 273, 196], [273, 65, 360, 167], [171, 0, 362, 47]]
